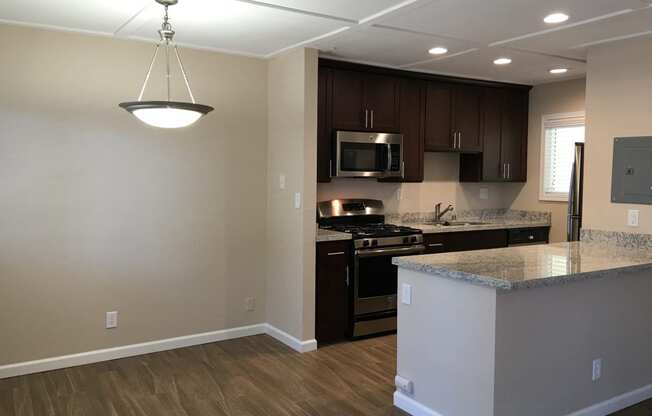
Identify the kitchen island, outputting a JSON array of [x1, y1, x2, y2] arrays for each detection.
[[392, 235, 652, 416]]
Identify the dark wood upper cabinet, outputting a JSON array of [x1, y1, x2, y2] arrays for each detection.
[[317, 59, 531, 184], [460, 88, 529, 182], [363, 74, 401, 132], [501, 89, 528, 182], [330, 70, 400, 133], [424, 82, 453, 151], [424, 83, 482, 152], [453, 85, 483, 152], [317, 67, 333, 183], [331, 69, 366, 131], [315, 241, 350, 345]]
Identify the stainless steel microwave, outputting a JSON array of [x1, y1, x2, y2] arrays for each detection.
[[334, 131, 404, 178]]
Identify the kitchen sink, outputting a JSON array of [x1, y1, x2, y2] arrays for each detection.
[[423, 220, 490, 226]]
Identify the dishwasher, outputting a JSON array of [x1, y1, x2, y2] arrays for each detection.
[[507, 227, 550, 247]]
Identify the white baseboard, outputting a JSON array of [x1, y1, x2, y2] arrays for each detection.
[[566, 383, 652, 416], [264, 323, 317, 353], [394, 391, 443, 416], [393, 383, 652, 416], [0, 322, 318, 379]]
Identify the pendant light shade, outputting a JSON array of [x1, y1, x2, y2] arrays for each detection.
[[120, 101, 213, 129], [119, 0, 213, 129]]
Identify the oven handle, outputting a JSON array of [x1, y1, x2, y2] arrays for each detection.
[[355, 245, 426, 258]]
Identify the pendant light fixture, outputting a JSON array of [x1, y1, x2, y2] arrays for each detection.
[[119, 0, 213, 128]]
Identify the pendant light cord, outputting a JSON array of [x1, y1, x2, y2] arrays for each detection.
[[136, 2, 197, 103]]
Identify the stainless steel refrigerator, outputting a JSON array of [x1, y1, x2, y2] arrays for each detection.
[[567, 143, 585, 241]]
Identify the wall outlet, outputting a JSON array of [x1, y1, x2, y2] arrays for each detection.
[[106, 311, 118, 329], [592, 358, 602, 381], [395, 375, 414, 395], [396, 188, 402, 201], [245, 297, 256, 312], [628, 209, 640, 227], [479, 187, 489, 200], [279, 174, 286, 190], [401, 283, 412, 305]]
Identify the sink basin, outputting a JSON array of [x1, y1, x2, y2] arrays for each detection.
[[423, 220, 489, 226]]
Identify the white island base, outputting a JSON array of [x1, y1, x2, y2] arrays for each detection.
[[394, 256, 652, 416]]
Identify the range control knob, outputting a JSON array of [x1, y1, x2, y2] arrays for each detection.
[[362, 240, 370, 247], [411, 236, 418, 243], [371, 239, 378, 247], [403, 237, 409, 244]]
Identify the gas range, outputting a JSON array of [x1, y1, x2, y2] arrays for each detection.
[[317, 199, 426, 339], [325, 223, 424, 249]]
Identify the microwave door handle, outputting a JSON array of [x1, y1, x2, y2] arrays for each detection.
[[386, 144, 393, 173]]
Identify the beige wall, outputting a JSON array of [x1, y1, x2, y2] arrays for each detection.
[[266, 48, 318, 342], [318, 153, 523, 214], [511, 78, 586, 242], [0, 24, 269, 365], [583, 35, 652, 233]]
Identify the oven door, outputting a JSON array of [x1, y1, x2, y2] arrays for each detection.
[[354, 245, 425, 316], [335, 131, 403, 178]]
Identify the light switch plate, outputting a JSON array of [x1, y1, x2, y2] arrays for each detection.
[[401, 283, 412, 305], [628, 209, 640, 227], [279, 174, 286, 190], [294, 192, 302, 209]]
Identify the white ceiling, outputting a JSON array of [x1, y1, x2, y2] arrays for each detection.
[[1, 0, 652, 84]]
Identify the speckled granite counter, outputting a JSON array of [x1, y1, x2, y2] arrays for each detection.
[[388, 208, 550, 234], [316, 228, 351, 242], [393, 241, 652, 290]]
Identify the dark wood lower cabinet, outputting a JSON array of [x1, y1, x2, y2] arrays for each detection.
[[315, 241, 350, 345], [424, 230, 508, 254]]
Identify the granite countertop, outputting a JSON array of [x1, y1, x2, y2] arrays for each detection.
[[394, 219, 550, 234], [316, 228, 352, 242], [393, 241, 652, 291]]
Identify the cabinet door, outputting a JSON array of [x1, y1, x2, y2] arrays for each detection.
[[316, 241, 350, 344], [363, 74, 401, 132], [445, 230, 508, 251], [331, 70, 366, 131], [480, 88, 504, 181], [453, 85, 483, 152], [424, 82, 454, 151], [501, 90, 528, 182], [317, 67, 333, 183]]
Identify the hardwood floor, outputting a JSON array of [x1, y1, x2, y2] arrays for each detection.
[[0, 334, 649, 416]]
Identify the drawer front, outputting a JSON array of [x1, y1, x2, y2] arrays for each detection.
[[423, 234, 448, 254], [508, 227, 549, 245]]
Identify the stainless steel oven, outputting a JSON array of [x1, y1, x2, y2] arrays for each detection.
[[334, 131, 404, 178], [353, 240, 425, 337]]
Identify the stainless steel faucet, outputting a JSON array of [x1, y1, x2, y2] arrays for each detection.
[[434, 203, 454, 222]]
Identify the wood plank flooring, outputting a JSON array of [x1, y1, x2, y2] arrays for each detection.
[[0, 334, 649, 416]]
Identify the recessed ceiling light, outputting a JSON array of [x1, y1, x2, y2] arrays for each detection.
[[544, 13, 569, 24], [550, 68, 569, 74], [493, 58, 512, 65], [428, 47, 448, 55]]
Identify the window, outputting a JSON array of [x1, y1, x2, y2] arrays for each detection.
[[540, 112, 585, 201]]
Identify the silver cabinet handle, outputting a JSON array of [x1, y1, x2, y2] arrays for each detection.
[[428, 243, 444, 247], [329, 159, 332, 178], [327, 251, 345, 256], [507, 163, 511, 180], [364, 109, 369, 128], [502, 163, 507, 179], [528, 235, 535, 240], [345, 265, 350, 287], [370, 110, 374, 129], [452, 132, 457, 149], [401, 161, 405, 179], [458, 132, 462, 150]]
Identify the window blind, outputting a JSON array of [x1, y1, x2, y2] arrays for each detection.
[[541, 113, 585, 201]]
